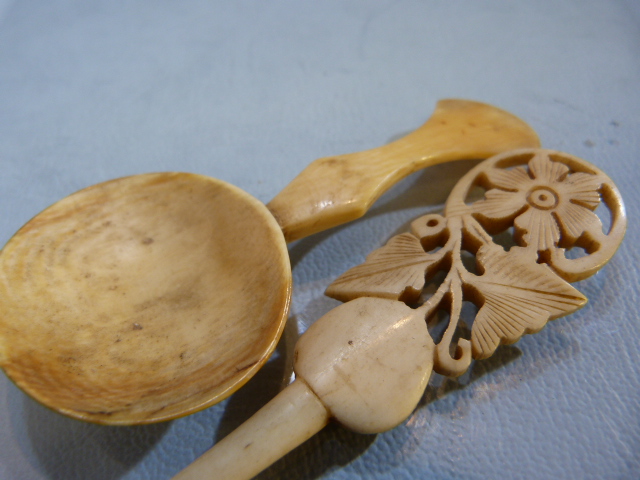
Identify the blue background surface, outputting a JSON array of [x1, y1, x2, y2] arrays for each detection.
[[0, 1, 638, 479]]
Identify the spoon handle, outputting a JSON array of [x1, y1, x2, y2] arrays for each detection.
[[171, 379, 329, 480], [267, 99, 540, 242]]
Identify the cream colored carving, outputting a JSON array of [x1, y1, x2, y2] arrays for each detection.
[[325, 233, 439, 303], [173, 297, 434, 480], [327, 149, 626, 375]]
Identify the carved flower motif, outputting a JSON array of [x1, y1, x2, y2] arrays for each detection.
[[473, 152, 602, 252], [327, 149, 626, 377]]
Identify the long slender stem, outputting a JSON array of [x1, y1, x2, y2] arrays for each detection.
[[172, 380, 330, 480]]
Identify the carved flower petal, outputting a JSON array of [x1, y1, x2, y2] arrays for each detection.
[[528, 152, 569, 183], [485, 166, 530, 191], [557, 172, 601, 209], [514, 207, 560, 252], [473, 189, 526, 222], [555, 201, 603, 244]]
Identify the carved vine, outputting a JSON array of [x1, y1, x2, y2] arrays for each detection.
[[326, 149, 626, 377]]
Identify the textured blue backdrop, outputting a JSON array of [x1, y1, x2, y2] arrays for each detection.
[[0, 1, 638, 479]]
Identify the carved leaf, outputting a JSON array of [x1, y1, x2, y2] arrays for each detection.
[[468, 245, 587, 359], [326, 233, 438, 303]]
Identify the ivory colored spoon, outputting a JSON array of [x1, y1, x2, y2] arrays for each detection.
[[172, 148, 626, 480], [0, 99, 539, 425]]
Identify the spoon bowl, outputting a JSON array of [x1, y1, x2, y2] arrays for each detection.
[[0, 173, 291, 423]]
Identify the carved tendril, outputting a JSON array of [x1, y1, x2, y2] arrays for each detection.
[[326, 149, 626, 377]]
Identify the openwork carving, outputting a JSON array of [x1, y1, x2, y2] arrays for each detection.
[[326, 149, 626, 377]]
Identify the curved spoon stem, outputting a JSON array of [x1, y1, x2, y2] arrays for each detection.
[[268, 99, 540, 242]]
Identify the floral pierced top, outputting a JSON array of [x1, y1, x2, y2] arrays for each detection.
[[326, 149, 626, 377]]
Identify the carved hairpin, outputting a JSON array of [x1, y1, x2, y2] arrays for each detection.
[[174, 149, 625, 480], [326, 148, 626, 376]]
